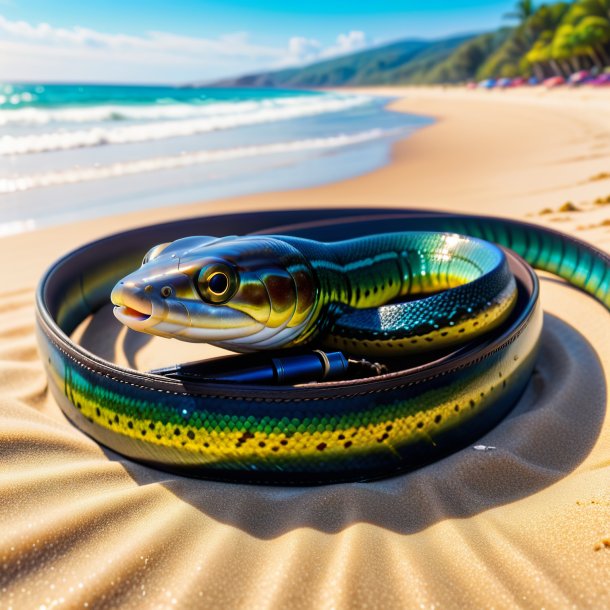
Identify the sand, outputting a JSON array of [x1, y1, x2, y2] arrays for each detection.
[[1, 87, 609, 609]]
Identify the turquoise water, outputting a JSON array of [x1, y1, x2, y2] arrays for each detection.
[[0, 84, 432, 234], [0, 83, 318, 110]]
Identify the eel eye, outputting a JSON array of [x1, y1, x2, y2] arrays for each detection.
[[142, 242, 171, 266], [196, 263, 238, 304], [208, 272, 228, 295]]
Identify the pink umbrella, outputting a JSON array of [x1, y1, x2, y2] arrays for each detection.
[[543, 76, 565, 88]]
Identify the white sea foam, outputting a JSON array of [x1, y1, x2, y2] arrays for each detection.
[[0, 101, 262, 125], [0, 128, 393, 194], [0, 97, 301, 125], [0, 94, 372, 155], [0, 219, 37, 237]]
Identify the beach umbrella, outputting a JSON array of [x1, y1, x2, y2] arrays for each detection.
[[543, 76, 565, 88], [591, 73, 610, 86], [568, 71, 591, 85]]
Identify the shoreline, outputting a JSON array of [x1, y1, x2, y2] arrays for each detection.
[[0, 91, 421, 235], [4, 86, 610, 292]]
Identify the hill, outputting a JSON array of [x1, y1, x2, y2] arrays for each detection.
[[205, 34, 482, 87], [202, 0, 610, 87]]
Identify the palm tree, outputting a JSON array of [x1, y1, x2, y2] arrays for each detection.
[[504, 0, 536, 23], [526, 37, 551, 78], [576, 0, 610, 20], [575, 15, 610, 64], [528, 2, 571, 32], [527, 29, 567, 76], [552, 25, 582, 72]]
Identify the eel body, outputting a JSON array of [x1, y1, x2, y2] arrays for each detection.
[[111, 231, 518, 356], [37, 214, 610, 483]]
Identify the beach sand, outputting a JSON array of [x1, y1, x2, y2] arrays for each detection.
[[1, 87, 609, 608]]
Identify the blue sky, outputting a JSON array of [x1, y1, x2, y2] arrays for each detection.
[[0, 1, 518, 83]]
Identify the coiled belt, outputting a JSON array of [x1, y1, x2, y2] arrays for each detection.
[[36, 208, 609, 485]]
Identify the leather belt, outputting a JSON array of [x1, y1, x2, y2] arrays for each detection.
[[36, 208, 545, 485]]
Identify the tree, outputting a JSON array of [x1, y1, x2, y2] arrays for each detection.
[[575, 15, 610, 64], [504, 0, 536, 23], [526, 30, 564, 76], [575, 0, 610, 20], [552, 24, 584, 71]]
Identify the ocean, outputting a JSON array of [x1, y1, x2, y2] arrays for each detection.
[[0, 83, 432, 235]]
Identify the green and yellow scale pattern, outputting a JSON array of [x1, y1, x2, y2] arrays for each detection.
[[44, 326, 537, 483], [282, 232, 517, 355], [38, 215, 609, 483]]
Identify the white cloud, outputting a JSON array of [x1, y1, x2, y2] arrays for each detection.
[[0, 15, 369, 83], [281, 30, 368, 68], [321, 31, 367, 58], [287, 36, 322, 64]]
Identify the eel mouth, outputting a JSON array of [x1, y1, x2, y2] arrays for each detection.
[[115, 305, 151, 322], [111, 282, 154, 326], [113, 305, 153, 326]]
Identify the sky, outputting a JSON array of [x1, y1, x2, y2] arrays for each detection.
[[0, 0, 519, 84]]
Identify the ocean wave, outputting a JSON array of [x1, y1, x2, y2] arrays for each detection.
[[0, 95, 332, 126], [0, 94, 369, 132], [0, 95, 370, 155], [0, 128, 394, 194], [0, 100, 262, 125]]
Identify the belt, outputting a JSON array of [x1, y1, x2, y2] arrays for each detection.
[[35, 208, 609, 485]]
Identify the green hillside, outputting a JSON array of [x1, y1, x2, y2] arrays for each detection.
[[207, 35, 478, 87], [206, 0, 610, 87]]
